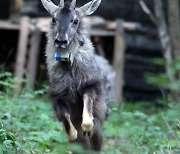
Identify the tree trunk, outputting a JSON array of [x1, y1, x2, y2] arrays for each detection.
[[154, 0, 180, 100], [154, 0, 175, 83], [168, 0, 180, 78]]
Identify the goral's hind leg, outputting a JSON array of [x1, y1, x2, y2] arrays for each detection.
[[81, 94, 94, 132], [63, 113, 77, 141], [54, 102, 77, 141], [90, 119, 103, 151]]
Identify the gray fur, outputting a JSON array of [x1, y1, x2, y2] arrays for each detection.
[[95, 55, 116, 106], [42, 0, 114, 151]]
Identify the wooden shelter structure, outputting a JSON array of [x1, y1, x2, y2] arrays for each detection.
[[0, 17, 128, 102], [0, 0, 165, 102], [0, 15, 164, 102]]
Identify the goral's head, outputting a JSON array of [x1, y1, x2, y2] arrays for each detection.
[[41, 0, 102, 49]]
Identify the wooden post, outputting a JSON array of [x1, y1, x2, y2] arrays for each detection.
[[93, 37, 106, 58], [14, 17, 30, 93], [113, 20, 126, 104], [27, 27, 41, 89], [10, 0, 23, 21]]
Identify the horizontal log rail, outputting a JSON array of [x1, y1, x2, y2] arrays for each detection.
[[0, 16, 142, 34]]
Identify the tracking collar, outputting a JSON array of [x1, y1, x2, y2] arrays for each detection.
[[55, 50, 74, 65]]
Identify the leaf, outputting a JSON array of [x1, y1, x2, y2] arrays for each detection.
[[21, 93, 35, 99], [133, 111, 148, 120], [6, 132, 16, 142], [153, 58, 166, 66], [167, 140, 180, 148], [34, 90, 45, 95], [0, 72, 12, 78], [3, 140, 13, 146], [40, 114, 49, 120]]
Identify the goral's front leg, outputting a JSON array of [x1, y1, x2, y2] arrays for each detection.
[[81, 94, 94, 133]]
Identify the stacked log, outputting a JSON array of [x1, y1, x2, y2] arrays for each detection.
[[124, 28, 165, 101]]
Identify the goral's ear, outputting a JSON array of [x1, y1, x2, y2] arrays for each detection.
[[41, 0, 58, 16], [78, 0, 102, 16]]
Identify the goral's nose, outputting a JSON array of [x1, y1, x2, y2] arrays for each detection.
[[54, 38, 68, 49]]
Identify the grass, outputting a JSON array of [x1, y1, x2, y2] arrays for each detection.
[[0, 72, 180, 154], [103, 103, 180, 154]]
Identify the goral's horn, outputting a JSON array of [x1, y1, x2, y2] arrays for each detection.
[[59, 0, 64, 7], [41, 0, 58, 15], [71, 0, 76, 8]]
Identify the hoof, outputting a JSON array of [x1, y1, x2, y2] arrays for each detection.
[[81, 117, 94, 132], [68, 129, 77, 141]]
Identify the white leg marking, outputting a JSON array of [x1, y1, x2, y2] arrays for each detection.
[[65, 113, 77, 141], [81, 94, 94, 132]]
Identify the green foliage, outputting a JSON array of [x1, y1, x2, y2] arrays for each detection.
[[103, 103, 180, 154], [0, 72, 180, 154], [145, 56, 180, 92], [0, 72, 69, 153]]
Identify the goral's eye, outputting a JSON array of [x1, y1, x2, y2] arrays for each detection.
[[52, 17, 56, 24], [73, 19, 79, 25]]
